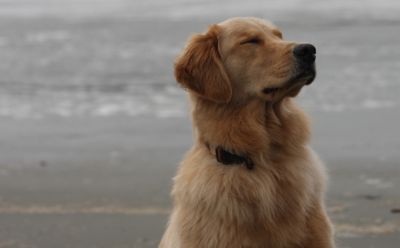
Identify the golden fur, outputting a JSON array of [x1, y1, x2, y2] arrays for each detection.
[[160, 17, 335, 248]]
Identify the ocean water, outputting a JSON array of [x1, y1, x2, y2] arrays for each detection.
[[0, 0, 399, 118]]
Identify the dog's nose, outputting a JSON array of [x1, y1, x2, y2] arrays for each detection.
[[293, 44, 316, 64]]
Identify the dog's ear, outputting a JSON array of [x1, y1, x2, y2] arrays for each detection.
[[174, 25, 232, 103]]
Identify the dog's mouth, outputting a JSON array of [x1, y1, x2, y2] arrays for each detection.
[[262, 87, 280, 94], [263, 69, 316, 101]]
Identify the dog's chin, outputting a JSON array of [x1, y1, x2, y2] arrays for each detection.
[[262, 70, 316, 102]]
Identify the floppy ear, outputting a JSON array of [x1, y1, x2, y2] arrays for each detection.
[[174, 25, 232, 103]]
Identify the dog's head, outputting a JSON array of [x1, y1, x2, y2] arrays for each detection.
[[175, 17, 316, 104]]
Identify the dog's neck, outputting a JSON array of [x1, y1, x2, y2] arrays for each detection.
[[191, 96, 311, 163]]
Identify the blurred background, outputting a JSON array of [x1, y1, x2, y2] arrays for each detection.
[[0, 0, 399, 247]]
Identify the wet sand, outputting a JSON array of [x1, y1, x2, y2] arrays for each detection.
[[0, 108, 399, 248]]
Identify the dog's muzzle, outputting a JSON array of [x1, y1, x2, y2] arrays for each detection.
[[293, 43, 316, 65], [293, 43, 316, 85]]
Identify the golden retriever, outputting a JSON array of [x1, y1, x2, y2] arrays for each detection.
[[160, 17, 335, 248]]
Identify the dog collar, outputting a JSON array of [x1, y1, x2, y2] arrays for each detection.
[[205, 142, 254, 170]]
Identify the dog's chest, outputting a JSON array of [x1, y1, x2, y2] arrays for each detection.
[[175, 163, 312, 247]]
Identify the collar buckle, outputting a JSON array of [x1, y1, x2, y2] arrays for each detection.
[[207, 143, 254, 170]]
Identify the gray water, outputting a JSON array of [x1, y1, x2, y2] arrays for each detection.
[[0, 0, 399, 118]]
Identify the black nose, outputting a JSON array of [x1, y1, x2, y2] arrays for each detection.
[[293, 44, 316, 64]]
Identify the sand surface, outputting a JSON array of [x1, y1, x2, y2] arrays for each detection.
[[0, 109, 399, 248]]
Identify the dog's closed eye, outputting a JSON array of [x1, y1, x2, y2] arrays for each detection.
[[240, 37, 262, 45], [272, 30, 283, 39]]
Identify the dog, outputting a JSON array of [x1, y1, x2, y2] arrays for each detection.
[[159, 17, 334, 248]]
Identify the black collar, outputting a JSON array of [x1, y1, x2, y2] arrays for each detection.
[[205, 143, 254, 170]]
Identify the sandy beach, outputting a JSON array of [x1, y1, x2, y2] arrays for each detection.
[[0, 109, 399, 248], [1, 1, 400, 247]]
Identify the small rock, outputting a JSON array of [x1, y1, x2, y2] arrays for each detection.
[[360, 194, 381, 200], [390, 208, 400, 214]]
